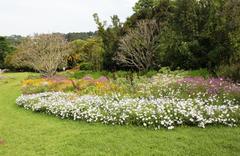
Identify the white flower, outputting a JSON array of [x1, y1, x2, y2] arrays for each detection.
[[16, 92, 240, 130], [168, 126, 174, 130]]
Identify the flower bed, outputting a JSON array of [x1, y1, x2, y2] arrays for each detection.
[[21, 76, 119, 95], [17, 72, 240, 129], [16, 92, 240, 130], [178, 77, 240, 94], [21, 77, 73, 94]]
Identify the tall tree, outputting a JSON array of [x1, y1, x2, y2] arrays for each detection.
[[69, 38, 104, 70], [0, 37, 13, 69], [93, 13, 123, 70], [115, 20, 160, 71], [65, 32, 96, 41], [9, 34, 71, 76]]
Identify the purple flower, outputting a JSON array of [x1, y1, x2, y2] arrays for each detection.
[[177, 77, 240, 94]]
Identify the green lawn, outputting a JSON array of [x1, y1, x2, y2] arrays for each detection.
[[0, 73, 240, 156]]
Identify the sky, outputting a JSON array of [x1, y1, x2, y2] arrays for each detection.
[[0, 0, 138, 36]]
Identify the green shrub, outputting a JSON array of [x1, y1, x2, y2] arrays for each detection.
[[90, 71, 105, 79], [159, 67, 171, 74], [113, 71, 130, 78], [218, 63, 240, 82], [141, 70, 158, 78], [181, 69, 210, 78], [79, 62, 94, 71], [72, 71, 87, 79], [72, 71, 104, 79]]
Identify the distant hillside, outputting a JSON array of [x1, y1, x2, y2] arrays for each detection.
[[65, 32, 97, 41]]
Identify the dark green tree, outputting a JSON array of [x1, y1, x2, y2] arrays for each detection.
[[92, 0, 240, 74], [65, 32, 97, 41], [0, 36, 13, 68], [93, 13, 123, 70]]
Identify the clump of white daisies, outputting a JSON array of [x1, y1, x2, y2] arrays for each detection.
[[16, 92, 240, 130]]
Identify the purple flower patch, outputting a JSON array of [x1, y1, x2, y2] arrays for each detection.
[[178, 77, 240, 94]]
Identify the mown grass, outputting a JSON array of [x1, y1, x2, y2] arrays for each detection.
[[0, 72, 240, 156]]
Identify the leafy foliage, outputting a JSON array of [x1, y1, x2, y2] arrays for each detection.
[[69, 37, 104, 70], [0, 36, 14, 68], [94, 0, 240, 79], [1, 0, 239, 82], [65, 32, 97, 41], [93, 13, 123, 70]]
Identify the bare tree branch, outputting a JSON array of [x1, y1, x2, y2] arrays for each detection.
[[115, 20, 160, 71], [11, 34, 71, 76]]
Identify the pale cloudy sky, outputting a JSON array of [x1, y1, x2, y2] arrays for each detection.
[[0, 0, 138, 36]]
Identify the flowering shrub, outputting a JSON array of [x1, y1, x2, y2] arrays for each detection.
[[16, 92, 240, 130], [178, 77, 240, 94], [21, 76, 120, 95], [111, 74, 239, 103], [72, 76, 120, 95], [110, 73, 184, 97], [21, 78, 73, 94]]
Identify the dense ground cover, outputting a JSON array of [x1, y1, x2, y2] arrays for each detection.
[[17, 92, 240, 130], [1, 72, 240, 155], [17, 70, 240, 129]]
